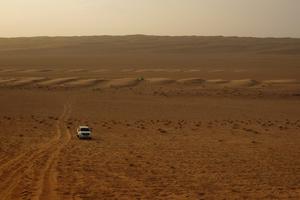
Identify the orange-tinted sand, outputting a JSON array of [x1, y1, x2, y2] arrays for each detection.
[[0, 36, 300, 199]]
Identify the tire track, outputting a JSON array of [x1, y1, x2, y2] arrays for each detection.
[[32, 103, 72, 200], [0, 103, 72, 200]]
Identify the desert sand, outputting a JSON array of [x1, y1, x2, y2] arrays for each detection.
[[0, 36, 300, 199]]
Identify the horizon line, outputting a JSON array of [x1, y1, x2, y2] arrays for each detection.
[[0, 34, 299, 40]]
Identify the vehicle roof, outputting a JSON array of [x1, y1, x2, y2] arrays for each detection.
[[79, 126, 90, 128]]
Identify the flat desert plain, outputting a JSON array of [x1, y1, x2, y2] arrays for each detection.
[[0, 36, 300, 200]]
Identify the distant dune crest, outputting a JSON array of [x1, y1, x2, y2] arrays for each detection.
[[0, 76, 299, 89], [0, 35, 300, 70]]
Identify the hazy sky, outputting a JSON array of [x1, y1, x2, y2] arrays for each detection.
[[1, 0, 300, 37]]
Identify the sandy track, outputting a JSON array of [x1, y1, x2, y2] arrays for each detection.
[[0, 103, 72, 200]]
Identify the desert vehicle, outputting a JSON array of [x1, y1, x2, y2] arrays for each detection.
[[77, 126, 92, 139]]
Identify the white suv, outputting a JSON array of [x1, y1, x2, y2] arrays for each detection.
[[77, 126, 92, 139]]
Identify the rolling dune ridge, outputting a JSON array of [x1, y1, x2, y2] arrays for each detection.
[[225, 79, 259, 87], [205, 79, 230, 84], [18, 69, 53, 73], [0, 36, 300, 80], [106, 78, 141, 88], [146, 78, 176, 85], [6, 77, 46, 87], [263, 79, 300, 84], [0, 78, 17, 85], [37, 77, 78, 87], [63, 79, 104, 88], [0, 76, 299, 89], [177, 78, 205, 85]]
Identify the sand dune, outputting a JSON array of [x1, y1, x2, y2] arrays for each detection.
[[19, 69, 53, 73], [233, 69, 248, 73], [121, 69, 135, 72], [0, 69, 21, 73], [208, 69, 225, 73], [67, 69, 88, 73], [37, 77, 78, 87], [91, 69, 109, 73], [1, 35, 300, 200], [0, 76, 299, 89], [135, 69, 181, 73], [106, 78, 141, 88], [205, 79, 229, 84], [263, 79, 300, 84], [177, 78, 205, 85], [225, 79, 259, 87], [185, 69, 202, 72], [146, 78, 175, 85], [6, 77, 46, 87], [0, 36, 299, 81], [1, 67, 300, 199], [0, 78, 17, 85], [63, 79, 104, 88]]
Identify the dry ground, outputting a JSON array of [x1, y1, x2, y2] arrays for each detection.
[[0, 73, 299, 199], [0, 36, 300, 199]]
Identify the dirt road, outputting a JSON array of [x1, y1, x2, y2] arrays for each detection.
[[0, 103, 72, 200]]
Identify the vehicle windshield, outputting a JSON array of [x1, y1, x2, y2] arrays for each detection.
[[80, 128, 90, 131]]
